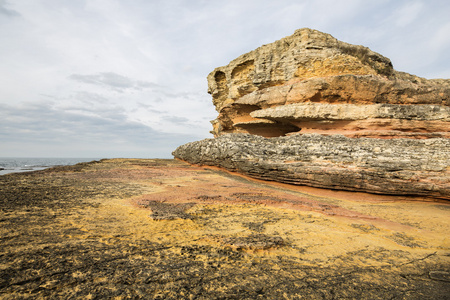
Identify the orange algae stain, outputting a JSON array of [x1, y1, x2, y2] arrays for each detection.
[[40, 158, 448, 272], [54, 158, 447, 264], [124, 160, 449, 252]]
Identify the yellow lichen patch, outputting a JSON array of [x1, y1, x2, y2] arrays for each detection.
[[212, 71, 229, 109], [294, 54, 378, 79], [230, 60, 257, 98]]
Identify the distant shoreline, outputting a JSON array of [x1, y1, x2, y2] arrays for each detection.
[[0, 157, 102, 175]]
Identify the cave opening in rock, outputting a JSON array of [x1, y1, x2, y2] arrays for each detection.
[[235, 121, 301, 138]]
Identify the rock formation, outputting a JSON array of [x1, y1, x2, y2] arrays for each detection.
[[173, 28, 450, 199], [207, 28, 450, 138]]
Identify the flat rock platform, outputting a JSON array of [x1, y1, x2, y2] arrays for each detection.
[[0, 159, 449, 299]]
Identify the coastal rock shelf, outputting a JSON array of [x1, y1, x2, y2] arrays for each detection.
[[174, 28, 450, 199], [1, 159, 449, 298]]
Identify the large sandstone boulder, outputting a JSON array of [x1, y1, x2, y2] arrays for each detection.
[[174, 28, 450, 199], [207, 28, 450, 138]]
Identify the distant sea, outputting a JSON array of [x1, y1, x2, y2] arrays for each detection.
[[0, 158, 101, 175]]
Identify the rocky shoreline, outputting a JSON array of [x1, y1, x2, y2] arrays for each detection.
[[1, 159, 449, 298]]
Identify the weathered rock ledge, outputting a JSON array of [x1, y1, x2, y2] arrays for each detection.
[[173, 133, 450, 200], [249, 103, 450, 139]]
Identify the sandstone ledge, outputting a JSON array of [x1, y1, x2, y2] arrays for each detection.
[[173, 134, 450, 200], [247, 102, 450, 138]]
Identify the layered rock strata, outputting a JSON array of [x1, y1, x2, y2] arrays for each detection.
[[174, 28, 450, 199], [173, 134, 450, 200], [250, 103, 450, 138]]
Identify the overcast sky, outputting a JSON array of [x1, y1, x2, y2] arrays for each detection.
[[1, 0, 449, 158]]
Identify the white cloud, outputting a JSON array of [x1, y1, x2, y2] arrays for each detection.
[[394, 1, 424, 27], [68, 72, 160, 92], [0, 0, 449, 157], [0, 0, 18, 17], [0, 101, 196, 158]]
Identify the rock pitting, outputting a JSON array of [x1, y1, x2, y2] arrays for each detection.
[[174, 28, 450, 199]]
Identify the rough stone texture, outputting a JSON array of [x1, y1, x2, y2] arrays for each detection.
[[251, 103, 450, 122], [207, 28, 450, 137], [173, 133, 450, 200]]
